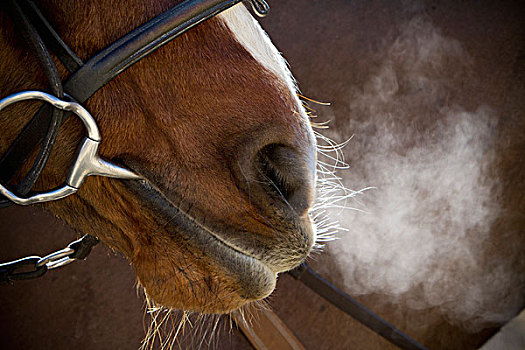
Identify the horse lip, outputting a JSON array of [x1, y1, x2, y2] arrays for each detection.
[[122, 176, 277, 301]]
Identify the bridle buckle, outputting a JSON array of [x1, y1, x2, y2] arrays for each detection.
[[247, 0, 269, 17]]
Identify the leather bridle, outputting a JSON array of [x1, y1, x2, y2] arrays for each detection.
[[0, 1, 426, 349], [0, 0, 269, 206]]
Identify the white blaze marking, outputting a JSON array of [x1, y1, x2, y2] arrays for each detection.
[[218, 4, 301, 106]]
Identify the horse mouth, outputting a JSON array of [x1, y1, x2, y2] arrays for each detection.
[[123, 176, 313, 309]]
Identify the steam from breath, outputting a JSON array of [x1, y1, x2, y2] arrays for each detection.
[[323, 17, 521, 330]]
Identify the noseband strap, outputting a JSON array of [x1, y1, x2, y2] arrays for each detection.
[[66, 0, 264, 102]]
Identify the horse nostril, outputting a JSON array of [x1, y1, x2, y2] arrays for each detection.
[[256, 144, 315, 216]]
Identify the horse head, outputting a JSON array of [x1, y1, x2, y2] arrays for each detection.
[[0, 0, 317, 313]]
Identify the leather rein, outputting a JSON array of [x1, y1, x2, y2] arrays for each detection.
[[0, 1, 426, 349]]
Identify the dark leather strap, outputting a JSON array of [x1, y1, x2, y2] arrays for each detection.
[[0, 106, 53, 186], [64, 0, 244, 102], [289, 264, 428, 350], [0, 0, 66, 208], [23, 0, 84, 73]]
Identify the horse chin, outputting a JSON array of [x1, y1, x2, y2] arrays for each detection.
[[123, 178, 313, 314]]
